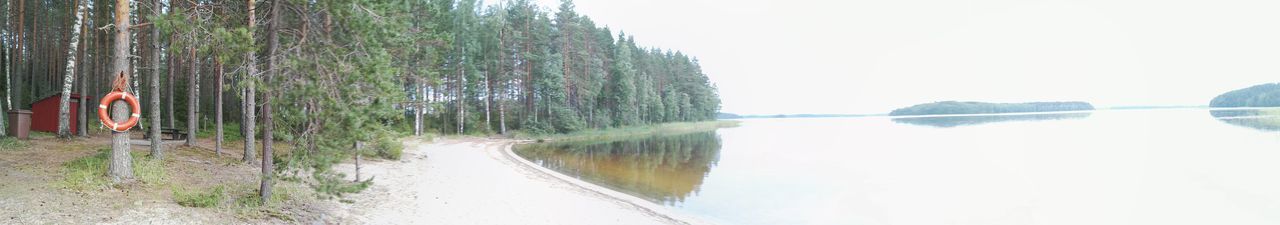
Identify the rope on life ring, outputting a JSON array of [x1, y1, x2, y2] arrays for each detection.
[[98, 72, 141, 132]]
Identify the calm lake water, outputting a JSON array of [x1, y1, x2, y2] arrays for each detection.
[[516, 109, 1280, 225]]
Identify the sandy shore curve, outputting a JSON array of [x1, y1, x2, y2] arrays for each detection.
[[330, 138, 710, 225]]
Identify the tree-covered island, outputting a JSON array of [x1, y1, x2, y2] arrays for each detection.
[[889, 101, 1095, 116]]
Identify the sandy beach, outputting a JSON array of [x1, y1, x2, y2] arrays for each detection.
[[330, 138, 705, 225]]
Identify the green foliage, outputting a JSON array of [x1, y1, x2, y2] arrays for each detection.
[[889, 101, 1095, 116], [609, 40, 639, 127], [60, 149, 168, 191], [173, 185, 227, 208], [310, 172, 373, 199], [373, 137, 404, 160], [1210, 83, 1280, 107]]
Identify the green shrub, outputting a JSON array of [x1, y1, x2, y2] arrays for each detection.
[[173, 185, 226, 208], [373, 137, 403, 160]]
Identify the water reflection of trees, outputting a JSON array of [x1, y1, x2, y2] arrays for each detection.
[[1210, 109, 1280, 131], [515, 132, 723, 205], [891, 112, 1092, 128]]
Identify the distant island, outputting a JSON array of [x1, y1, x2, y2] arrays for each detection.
[[717, 113, 878, 119], [889, 101, 1095, 116], [893, 112, 1092, 128], [1210, 83, 1280, 107]]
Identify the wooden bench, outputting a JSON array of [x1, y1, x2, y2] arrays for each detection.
[[142, 128, 188, 141]]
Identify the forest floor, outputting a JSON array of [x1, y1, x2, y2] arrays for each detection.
[[0, 131, 339, 224], [0, 132, 702, 224]]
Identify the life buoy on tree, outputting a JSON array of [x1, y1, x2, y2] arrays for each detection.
[[98, 72, 140, 132]]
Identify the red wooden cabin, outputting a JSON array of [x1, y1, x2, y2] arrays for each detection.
[[30, 93, 86, 134]]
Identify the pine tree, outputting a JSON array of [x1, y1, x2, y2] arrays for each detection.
[[243, 0, 258, 164], [147, 0, 162, 157], [107, 0, 133, 183], [608, 34, 638, 127]]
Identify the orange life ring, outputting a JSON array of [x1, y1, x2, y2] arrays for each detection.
[[97, 91, 141, 132]]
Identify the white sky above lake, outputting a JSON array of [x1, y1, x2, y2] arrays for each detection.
[[527, 0, 1280, 115]]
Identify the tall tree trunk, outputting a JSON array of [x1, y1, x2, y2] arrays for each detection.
[[57, 0, 86, 138], [419, 83, 427, 135], [127, 0, 137, 93], [11, 0, 23, 110], [413, 79, 421, 136], [214, 57, 223, 156], [148, 0, 162, 155], [499, 91, 507, 135], [243, 0, 257, 164], [77, 12, 88, 137], [185, 47, 196, 147], [108, 0, 134, 182], [498, 28, 506, 135], [485, 64, 491, 132], [260, 0, 280, 204], [457, 62, 465, 134], [524, 15, 532, 122], [2, 41, 7, 137]]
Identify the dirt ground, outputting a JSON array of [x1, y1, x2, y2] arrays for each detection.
[[0, 131, 340, 224]]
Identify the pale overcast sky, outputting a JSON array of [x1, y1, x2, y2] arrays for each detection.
[[525, 0, 1280, 115]]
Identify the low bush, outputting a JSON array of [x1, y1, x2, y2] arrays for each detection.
[[373, 137, 403, 160], [173, 185, 226, 208]]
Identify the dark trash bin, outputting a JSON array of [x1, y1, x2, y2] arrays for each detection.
[[7, 110, 31, 139]]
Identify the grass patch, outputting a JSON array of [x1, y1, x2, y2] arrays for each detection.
[[173, 185, 227, 208], [512, 120, 741, 143], [230, 183, 298, 221], [171, 183, 300, 220], [0, 137, 27, 150], [196, 121, 245, 142], [28, 131, 55, 138], [60, 148, 168, 191]]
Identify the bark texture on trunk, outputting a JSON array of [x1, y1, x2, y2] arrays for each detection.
[[149, 0, 163, 157], [260, 0, 281, 204], [109, 0, 134, 182], [243, 0, 258, 164], [166, 43, 175, 128], [215, 58, 223, 156], [185, 48, 196, 147], [77, 14, 88, 137], [12, 0, 24, 110], [57, 0, 86, 138], [413, 81, 421, 136]]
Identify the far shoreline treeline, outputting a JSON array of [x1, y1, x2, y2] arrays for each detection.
[[888, 101, 1095, 116], [1210, 83, 1280, 108]]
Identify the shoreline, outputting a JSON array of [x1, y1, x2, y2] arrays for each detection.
[[500, 140, 715, 225], [331, 137, 710, 225]]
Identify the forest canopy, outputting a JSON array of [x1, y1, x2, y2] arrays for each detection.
[[889, 101, 1095, 116], [1209, 83, 1280, 108]]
